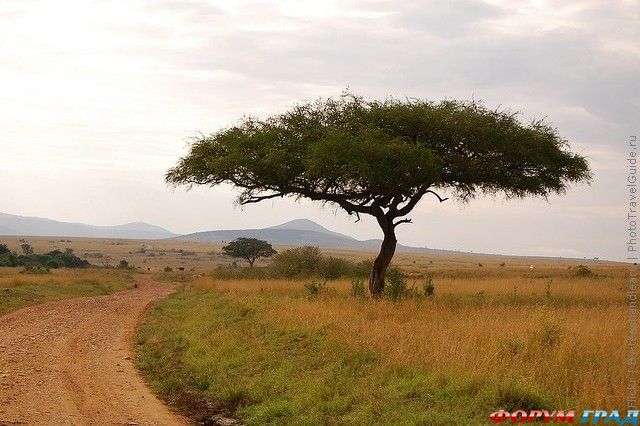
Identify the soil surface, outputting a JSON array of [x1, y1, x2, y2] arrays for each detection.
[[0, 275, 187, 425]]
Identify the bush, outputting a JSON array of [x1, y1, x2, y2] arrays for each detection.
[[15, 248, 90, 269], [270, 246, 371, 280], [0, 244, 10, 256], [303, 280, 326, 299], [164, 266, 173, 272], [573, 265, 596, 278], [423, 275, 435, 297], [271, 246, 323, 279], [385, 267, 408, 301], [118, 260, 130, 269], [0, 252, 18, 267], [350, 278, 366, 298]]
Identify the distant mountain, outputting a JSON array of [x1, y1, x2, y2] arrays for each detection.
[[174, 218, 449, 253], [0, 212, 177, 239]]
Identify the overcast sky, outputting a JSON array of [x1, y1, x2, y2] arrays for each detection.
[[1, 0, 637, 260]]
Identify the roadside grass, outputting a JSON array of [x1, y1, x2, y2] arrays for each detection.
[[135, 263, 627, 424], [0, 267, 135, 315], [135, 287, 510, 424]]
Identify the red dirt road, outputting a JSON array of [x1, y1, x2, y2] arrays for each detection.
[[0, 276, 187, 425]]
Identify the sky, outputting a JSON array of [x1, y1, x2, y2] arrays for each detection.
[[0, 0, 638, 260]]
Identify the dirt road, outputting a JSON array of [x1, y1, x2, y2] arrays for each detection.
[[0, 275, 187, 425]]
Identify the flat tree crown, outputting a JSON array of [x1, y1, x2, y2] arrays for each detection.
[[166, 94, 591, 214], [167, 93, 590, 295]]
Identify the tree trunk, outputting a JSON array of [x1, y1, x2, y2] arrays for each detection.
[[369, 218, 397, 297]]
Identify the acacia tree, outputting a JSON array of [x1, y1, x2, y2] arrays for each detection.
[[167, 94, 590, 296], [222, 238, 277, 267]]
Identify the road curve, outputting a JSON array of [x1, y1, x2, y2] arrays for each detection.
[[0, 275, 187, 425]]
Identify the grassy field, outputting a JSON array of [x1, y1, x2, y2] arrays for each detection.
[[135, 258, 628, 424], [0, 267, 135, 315]]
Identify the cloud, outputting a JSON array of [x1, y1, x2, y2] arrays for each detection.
[[0, 0, 636, 260]]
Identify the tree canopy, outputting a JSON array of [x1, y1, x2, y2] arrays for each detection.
[[222, 238, 277, 267], [167, 94, 591, 295]]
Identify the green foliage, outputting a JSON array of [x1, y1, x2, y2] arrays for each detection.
[[303, 280, 326, 299], [572, 265, 596, 278], [270, 246, 322, 278], [350, 278, 366, 298], [0, 244, 10, 256], [264, 246, 371, 280], [118, 259, 130, 269], [384, 267, 408, 301], [166, 93, 591, 296], [222, 238, 277, 267], [0, 252, 18, 267], [11, 247, 90, 269], [164, 266, 173, 272], [167, 94, 591, 206]]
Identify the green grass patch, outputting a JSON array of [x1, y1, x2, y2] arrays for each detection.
[[0, 268, 135, 315], [135, 286, 551, 424]]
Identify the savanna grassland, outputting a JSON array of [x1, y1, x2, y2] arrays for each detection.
[[135, 253, 629, 425], [0, 267, 135, 315]]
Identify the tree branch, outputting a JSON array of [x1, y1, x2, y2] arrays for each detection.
[[241, 192, 284, 204], [426, 190, 449, 203], [395, 188, 428, 217], [393, 218, 412, 227]]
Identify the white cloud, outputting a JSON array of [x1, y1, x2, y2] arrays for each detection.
[[0, 0, 636, 260]]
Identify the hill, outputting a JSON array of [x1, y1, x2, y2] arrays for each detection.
[[174, 218, 448, 253], [0, 212, 177, 240]]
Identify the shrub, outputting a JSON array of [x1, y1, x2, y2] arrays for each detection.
[[0, 244, 10, 256], [16, 248, 90, 269], [384, 267, 408, 301], [303, 280, 326, 299], [118, 260, 130, 269], [573, 265, 596, 278], [423, 275, 435, 297], [319, 256, 357, 279], [0, 252, 18, 267], [271, 246, 323, 279], [350, 278, 366, 298], [164, 266, 173, 272]]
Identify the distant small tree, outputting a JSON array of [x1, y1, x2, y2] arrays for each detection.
[[0, 244, 10, 256], [222, 238, 276, 268], [118, 259, 129, 269]]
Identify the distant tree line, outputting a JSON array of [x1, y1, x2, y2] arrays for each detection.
[[0, 243, 90, 269]]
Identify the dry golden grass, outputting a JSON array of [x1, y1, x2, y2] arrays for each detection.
[[194, 261, 628, 409]]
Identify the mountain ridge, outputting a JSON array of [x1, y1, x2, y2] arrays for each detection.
[[0, 212, 177, 240], [173, 218, 450, 254]]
